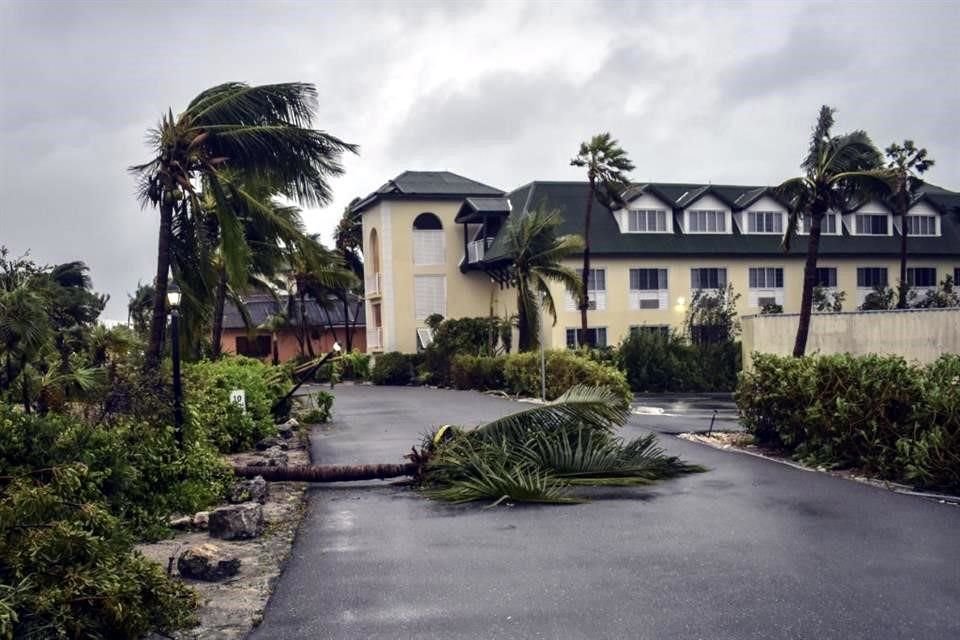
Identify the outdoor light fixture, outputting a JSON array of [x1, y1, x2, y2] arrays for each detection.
[[168, 279, 184, 445], [166, 281, 182, 309], [333, 340, 342, 353]]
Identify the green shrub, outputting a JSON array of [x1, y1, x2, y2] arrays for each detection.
[[184, 356, 292, 452], [338, 351, 370, 380], [618, 331, 740, 392], [736, 353, 960, 490], [450, 355, 506, 390], [0, 464, 199, 638], [503, 350, 631, 405], [422, 316, 503, 385], [370, 352, 415, 385], [299, 390, 334, 423]]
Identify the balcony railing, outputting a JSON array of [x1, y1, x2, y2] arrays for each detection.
[[466, 237, 495, 264], [365, 272, 382, 298], [367, 326, 383, 352]]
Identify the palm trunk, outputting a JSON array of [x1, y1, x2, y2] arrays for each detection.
[[210, 267, 227, 359], [299, 288, 315, 358], [516, 289, 530, 352], [896, 189, 909, 309], [580, 178, 595, 347], [234, 462, 416, 482], [272, 331, 280, 366], [341, 291, 353, 352], [793, 204, 825, 357], [145, 199, 174, 369]]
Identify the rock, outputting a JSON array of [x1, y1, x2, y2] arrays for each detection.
[[192, 511, 210, 530], [228, 476, 269, 504], [276, 419, 298, 439], [169, 515, 193, 530], [255, 436, 288, 451], [208, 503, 264, 540], [177, 543, 240, 581]]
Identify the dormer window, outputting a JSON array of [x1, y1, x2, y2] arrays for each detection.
[[905, 214, 938, 236], [627, 209, 668, 232], [746, 211, 783, 234], [687, 210, 726, 233], [854, 213, 889, 235]]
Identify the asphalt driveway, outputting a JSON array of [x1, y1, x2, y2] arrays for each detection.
[[251, 385, 960, 640]]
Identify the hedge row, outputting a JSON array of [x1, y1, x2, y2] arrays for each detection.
[[736, 353, 960, 492]]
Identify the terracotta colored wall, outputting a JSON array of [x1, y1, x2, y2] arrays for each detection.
[[221, 327, 366, 362]]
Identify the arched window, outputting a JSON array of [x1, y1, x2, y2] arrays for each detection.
[[369, 228, 381, 273], [412, 212, 444, 265]]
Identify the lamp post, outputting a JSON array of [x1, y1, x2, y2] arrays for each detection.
[[538, 292, 547, 402], [167, 281, 184, 446]]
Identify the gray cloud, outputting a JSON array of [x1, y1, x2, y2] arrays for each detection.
[[1, 0, 958, 321]]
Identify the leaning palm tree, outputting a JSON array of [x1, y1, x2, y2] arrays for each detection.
[[778, 106, 893, 357], [130, 82, 357, 369], [332, 197, 364, 352], [237, 385, 704, 505], [885, 140, 934, 309], [503, 206, 583, 351], [571, 133, 634, 346]]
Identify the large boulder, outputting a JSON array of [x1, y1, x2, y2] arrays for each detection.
[[208, 503, 264, 540], [178, 543, 240, 581], [255, 436, 288, 451], [249, 446, 288, 467], [228, 475, 269, 504]]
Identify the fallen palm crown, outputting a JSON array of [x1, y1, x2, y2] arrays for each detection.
[[239, 385, 705, 504]]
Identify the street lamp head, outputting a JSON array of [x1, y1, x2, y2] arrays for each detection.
[[167, 281, 182, 310], [332, 341, 342, 353]]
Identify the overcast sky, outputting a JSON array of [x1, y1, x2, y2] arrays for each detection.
[[1, 0, 958, 321]]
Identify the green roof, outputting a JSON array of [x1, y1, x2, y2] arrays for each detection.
[[481, 181, 960, 263], [352, 171, 504, 213]]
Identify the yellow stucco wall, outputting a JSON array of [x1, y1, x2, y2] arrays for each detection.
[[362, 199, 517, 353]]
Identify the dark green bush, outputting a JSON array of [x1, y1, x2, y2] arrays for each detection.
[[370, 351, 415, 385], [299, 390, 334, 423], [618, 330, 740, 392], [338, 351, 370, 380], [422, 316, 502, 385], [184, 356, 292, 452], [0, 463, 198, 638], [503, 350, 631, 405], [737, 353, 960, 490], [450, 355, 506, 391]]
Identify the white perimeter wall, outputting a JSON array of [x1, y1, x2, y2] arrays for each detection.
[[742, 308, 960, 370]]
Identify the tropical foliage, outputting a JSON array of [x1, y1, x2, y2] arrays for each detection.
[[885, 140, 934, 308], [420, 385, 703, 504], [502, 206, 583, 351], [777, 105, 893, 356], [571, 133, 634, 345]]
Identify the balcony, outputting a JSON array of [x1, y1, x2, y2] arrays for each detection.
[[365, 272, 382, 298], [367, 326, 383, 352], [466, 237, 495, 264]]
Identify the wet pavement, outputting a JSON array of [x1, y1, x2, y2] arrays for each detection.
[[251, 385, 960, 640], [631, 392, 739, 433]]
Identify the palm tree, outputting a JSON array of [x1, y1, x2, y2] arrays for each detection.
[[778, 106, 893, 357], [332, 197, 364, 352], [130, 82, 357, 369], [502, 206, 583, 351], [885, 141, 934, 309], [570, 133, 634, 346]]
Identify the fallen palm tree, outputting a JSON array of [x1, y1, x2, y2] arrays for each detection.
[[237, 385, 705, 504]]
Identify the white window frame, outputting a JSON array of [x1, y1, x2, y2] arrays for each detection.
[[747, 267, 785, 308], [626, 208, 669, 233], [799, 212, 840, 236], [566, 267, 607, 311], [904, 214, 940, 237], [685, 209, 729, 234], [856, 266, 889, 305], [565, 327, 608, 348], [413, 229, 445, 265], [847, 211, 893, 236], [690, 267, 727, 292], [629, 268, 669, 310], [414, 275, 446, 321], [745, 210, 784, 234], [814, 266, 838, 289]]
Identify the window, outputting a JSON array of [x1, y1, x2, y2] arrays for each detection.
[[857, 267, 888, 288], [414, 275, 445, 320], [565, 327, 607, 348], [905, 215, 937, 236], [687, 209, 726, 233], [568, 268, 607, 311], [907, 268, 937, 288], [747, 211, 783, 233], [855, 214, 889, 235], [955, 267, 960, 284], [235, 335, 271, 358], [630, 325, 670, 337], [630, 268, 669, 310], [690, 268, 727, 290], [815, 267, 838, 288], [749, 267, 784, 289], [413, 212, 444, 265], [802, 213, 838, 234], [627, 209, 667, 232]]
